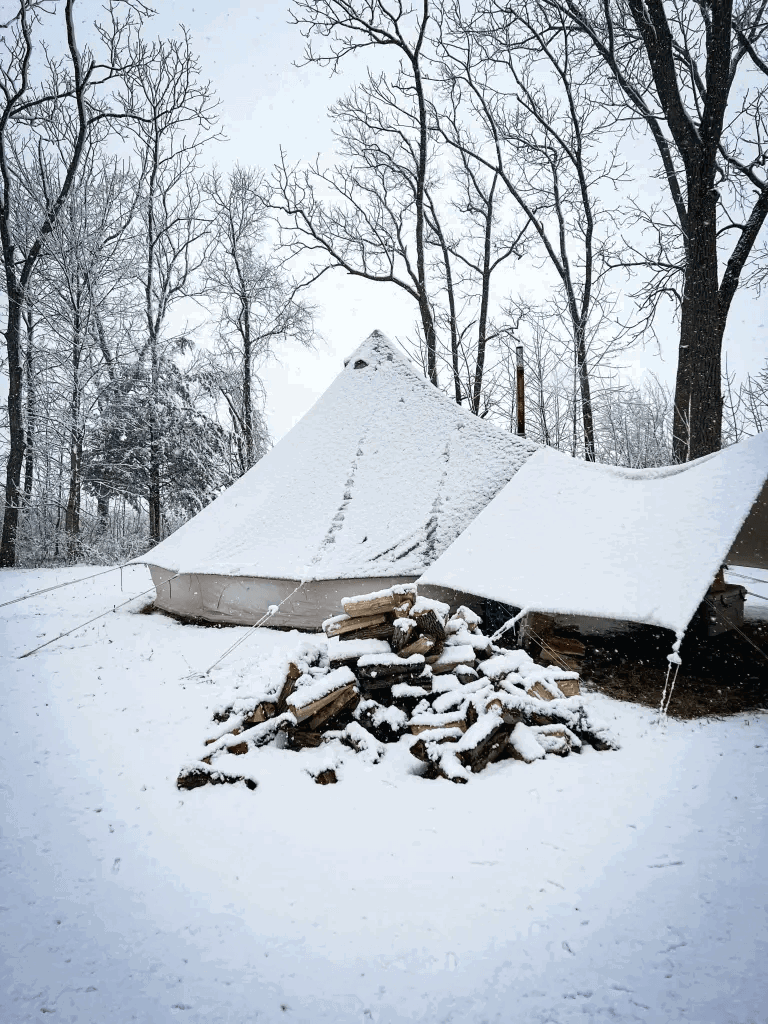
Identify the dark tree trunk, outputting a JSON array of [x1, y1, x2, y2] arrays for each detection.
[[97, 493, 110, 526], [673, 176, 723, 461], [418, 292, 438, 387], [575, 323, 595, 462], [472, 179, 496, 415], [0, 290, 25, 567], [242, 306, 254, 469], [23, 301, 35, 502], [65, 316, 82, 538], [148, 344, 162, 543]]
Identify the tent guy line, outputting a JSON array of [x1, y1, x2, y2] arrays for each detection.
[[703, 595, 768, 664], [197, 578, 309, 678], [725, 568, 766, 586], [0, 563, 133, 609], [16, 575, 181, 660]]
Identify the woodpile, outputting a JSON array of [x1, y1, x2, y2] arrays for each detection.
[[177, 584, 618, 790]]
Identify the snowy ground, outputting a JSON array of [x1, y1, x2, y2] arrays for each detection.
[[1, 566, 766, 1024]]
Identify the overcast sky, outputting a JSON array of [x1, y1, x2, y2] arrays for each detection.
[[82, 1, 768, 442]]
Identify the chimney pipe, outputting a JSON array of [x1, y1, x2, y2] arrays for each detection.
[[516, 345, 525, 437]]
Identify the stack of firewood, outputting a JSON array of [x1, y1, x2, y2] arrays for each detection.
[[178, 585, 617, 790]]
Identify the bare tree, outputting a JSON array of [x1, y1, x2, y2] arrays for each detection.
[[27, 144, 137, 551], [518, 0, 768, 460], [204, 165, 313, 473], [285, 0, 441, 384], [596, 372, 674, 467], [436, 2, 633, 459], [0, 0, 148, 566], [120, 28, 219, 542]]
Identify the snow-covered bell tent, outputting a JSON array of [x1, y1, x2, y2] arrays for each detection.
[[418, 430, 768, 641], [137, 331, 538, 628]]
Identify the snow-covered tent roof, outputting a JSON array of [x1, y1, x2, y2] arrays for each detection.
[[138, 332, 538, 627], [418, 432, 768, 637]]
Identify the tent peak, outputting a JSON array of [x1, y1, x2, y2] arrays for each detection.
[[343, 330, 411, 371]]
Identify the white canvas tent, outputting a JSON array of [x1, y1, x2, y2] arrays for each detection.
[[138, 332, 538, 628], [418, 431, 768, 638]]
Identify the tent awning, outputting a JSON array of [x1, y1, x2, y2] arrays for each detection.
[[418, 432, 768, 637]]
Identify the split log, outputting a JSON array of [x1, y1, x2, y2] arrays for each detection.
[[391, 617, 417, 653], [341, 586, 415, 619], [226, 739, 249, 755], [557, 678, 581, 698], [244, 700, 277, 726], [329, 638, 391, 669], [288, 672, 358, 724], [424, 640, 446, 663], [392, 600, 415, 619], [410, 709, 468, 735], [356, 653, 425, 686], [276, 663, 303, 712], [398, 635, 435, 659], [525, 680, 556, 702], [284, 730, 326, 751], [430, 645, 477, 675], [456, 715, 512, 773], [324, 612, 392, 639], [305, 685, 360, 731], [412, 608, 446, 642], [342, 621, 395, 642]]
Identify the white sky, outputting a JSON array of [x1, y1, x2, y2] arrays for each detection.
[[89, 2, 768, 441]]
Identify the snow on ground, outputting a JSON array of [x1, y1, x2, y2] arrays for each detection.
[[1, 565, 767, 1024]]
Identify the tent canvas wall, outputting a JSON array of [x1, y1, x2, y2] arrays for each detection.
[[418, 431, 768, 639], [137, 332, 538, 629]]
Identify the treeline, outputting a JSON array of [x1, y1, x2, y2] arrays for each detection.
[[275, 0, 768, 462], [2, 0, 768, 568], [0, 4, 311, 566]]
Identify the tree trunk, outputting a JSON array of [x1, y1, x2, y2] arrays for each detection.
[[148, 345, 162, 543], [430, 210, 462, 403], [242, 311, 254, 469], [575, 323, 595, 462], [65, 317, 82, 539], [418, 292, 439, 387], [673, 178, 723, 462], [0, 289, 25, 567], [23, 302, 35, 502], [97, 493, 110, 527], [472, 180, 496, 415]]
